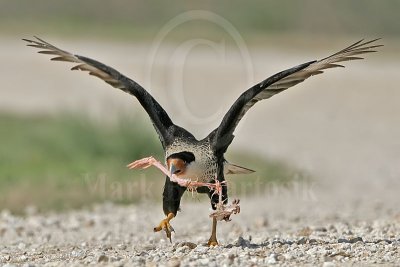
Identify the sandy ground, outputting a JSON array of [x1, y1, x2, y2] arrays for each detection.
[[1, 37, 400, 266]]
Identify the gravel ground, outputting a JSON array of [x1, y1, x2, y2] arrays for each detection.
[[1, 192, 399, 267]]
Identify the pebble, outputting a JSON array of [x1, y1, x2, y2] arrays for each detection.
[[178, 242, 197, 249], [175, 246, 189, 253], [234, 236, 250, 247], [194, 246, 209, 253], [167, 258, 181, 267], [17, 255, 28, 262], [1, 255, 11, 261], [322, 262, 335, 267], [199, 258, 209, 265], [297, 237, 307, 244], [116, 244, 127, 250], [349, 237, 363, 243], [266, 253, 278, 265], [97, 254, 109, 263]]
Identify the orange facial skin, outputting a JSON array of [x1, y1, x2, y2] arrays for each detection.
[[166, 158, 187, 176]]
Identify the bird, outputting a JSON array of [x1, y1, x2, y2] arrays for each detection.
[[23, 37, 382, 246]]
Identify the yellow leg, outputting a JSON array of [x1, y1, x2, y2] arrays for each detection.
[[154, 213, 175, 242], [207, 217, 219, 246]]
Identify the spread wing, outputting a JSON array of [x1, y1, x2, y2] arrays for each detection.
[[210, 39, 383, 153], [23, 36, 175, 148]]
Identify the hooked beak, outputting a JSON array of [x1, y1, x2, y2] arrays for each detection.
[[170, 164, 177, 176]]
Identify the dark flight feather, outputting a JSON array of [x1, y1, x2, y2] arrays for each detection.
[[210, 39, 383, 153], [23, 36, 176, 148]]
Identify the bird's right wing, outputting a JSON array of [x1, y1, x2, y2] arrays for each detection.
[[209, 39, 382, 153], [24, 36, 175, 148]]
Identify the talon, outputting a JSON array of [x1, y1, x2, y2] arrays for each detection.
[[207, 240, 219, 246], [154, 213, 175, 242]]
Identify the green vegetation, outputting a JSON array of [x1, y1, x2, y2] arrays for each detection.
[[0, 113, 307, 213], [1, 0, 399, 41]]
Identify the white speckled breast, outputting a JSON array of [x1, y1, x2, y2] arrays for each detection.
[[166, 139, 218, 183]]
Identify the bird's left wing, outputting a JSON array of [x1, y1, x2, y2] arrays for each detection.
[[24, 37, 175, 148], [210, 39, 382, 153]]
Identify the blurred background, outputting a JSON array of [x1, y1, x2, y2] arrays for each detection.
[[0, 0, 399, 214]]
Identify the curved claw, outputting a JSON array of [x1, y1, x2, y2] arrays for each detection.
[[207, 240, 219, 246], [154, 213, 175, 242]]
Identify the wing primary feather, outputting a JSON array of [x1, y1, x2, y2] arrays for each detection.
[[209, 38, 382, 153], [23, 36, 177, 148]]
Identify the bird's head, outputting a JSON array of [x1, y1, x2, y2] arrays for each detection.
[[166, 151, 195, 177]]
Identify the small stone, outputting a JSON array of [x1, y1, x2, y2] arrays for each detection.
[[71, 249, 85, 259], [234, 236, 250, 247], [142, 244, 156, 251], [167, 258, 181, 267], [266, 253, 277, 264], [370, 244, 378, 253], [349, 237, 363, 243], [283, 253, 294, 260], [277, 255, 286, 261], [199, 258, 209, 265], [178, 242, 197, 250], [338, 238, 349, 243], [17, 255, 27, 262], [322, 262, 336, 267], [116, 244, 127, 250], [297, 237, 307, 244], [194, 245, 209, 253], [97, 254, 108, 263], [220, 259, 231, 266], [2, 255, 11, 261], [100, 244, 112, 251], [176, 246, 189, 253]]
